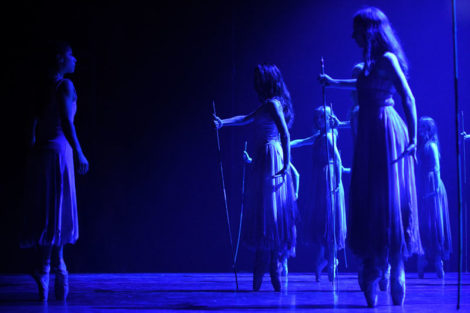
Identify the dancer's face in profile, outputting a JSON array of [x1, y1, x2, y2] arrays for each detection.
[[352, 23, 366, 48], [59, 48, 77, 74]]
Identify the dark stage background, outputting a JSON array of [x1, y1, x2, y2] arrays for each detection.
[[2, 0, 469, 274]]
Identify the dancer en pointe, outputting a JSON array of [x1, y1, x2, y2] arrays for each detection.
[[291, 106, 348, 283], [20, 42, 89, 301], [213, 64, 297, 292], [416, 117, 452, 279], [319, 7, 422, 307]]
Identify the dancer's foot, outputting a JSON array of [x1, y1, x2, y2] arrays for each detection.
[[435, 260, 444, 279], [32, 265, 50, 301], [327, 258, 338, 282], [54, 261, 69, 300], [270, 258, 281, 292], [315, 259, 327, 282], [281, 258, 288, 276], [362, 261, 380, 307], [364, 279, 379, 308], [379, 264, 390, 291], [391, 269, 406, 305]]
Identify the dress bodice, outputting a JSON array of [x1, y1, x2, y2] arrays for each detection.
[[36, 79, 77, 144], [418, 142, 439, 173], [254, 99, 282, 143], [356, 58, 396, 108]]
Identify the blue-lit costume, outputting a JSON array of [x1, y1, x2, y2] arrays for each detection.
[[417, 142, 451, 269], [243, 99, 297, 257], [21, 79, 79, 248], [348, 57, 422, 265], [303, 130, 346, 279]]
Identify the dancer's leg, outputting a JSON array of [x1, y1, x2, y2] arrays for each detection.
[[253, 248, 268, 291], [52, 245, 69, 300], [32, 246, 52, 301], [362, 257, 381, 307], [390, 253, 406, 306]]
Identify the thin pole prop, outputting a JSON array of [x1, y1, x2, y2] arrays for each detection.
[[451, 0, 463, 308], [234, 141, 248, 266], [213, 100, 239, 290], [321, 57, 338, 286]]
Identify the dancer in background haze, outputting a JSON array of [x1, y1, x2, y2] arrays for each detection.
[[416, 116, 451, 279], [291, 106, 347, 283]]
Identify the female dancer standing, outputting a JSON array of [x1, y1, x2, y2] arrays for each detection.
[[416, 117, 451, 279], [291, 106, 347, 282], [21, 42, 89, 301], [319, 7, 422, 307], [214, 64, 297, 291]]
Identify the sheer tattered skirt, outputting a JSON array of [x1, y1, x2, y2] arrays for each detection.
[[348, 106, 422, 260], [20, 136, 78, 248], [243, 140, 297, 256], [418, 172, 452, 260], [301, 163, 346, 250]]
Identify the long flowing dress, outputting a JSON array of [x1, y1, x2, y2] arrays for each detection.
[[20, 78, 79, 248], [417, 142, 451, 261], [303, 132, 346, 252], [348, 60, 422, 261], [243, 99, 297, 256]]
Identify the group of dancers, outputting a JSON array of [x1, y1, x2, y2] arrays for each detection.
[[19, 5, 460, 309], [213, 7, 453, 307]]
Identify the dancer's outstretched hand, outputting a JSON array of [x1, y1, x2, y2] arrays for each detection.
[[318, 73, 335, 87], [213, 114, 223, 129]]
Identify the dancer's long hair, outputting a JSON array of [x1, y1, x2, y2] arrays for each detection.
[[353, 7, 408, 76], [254, 64, 294, 128], [418, 116, 440, 156]]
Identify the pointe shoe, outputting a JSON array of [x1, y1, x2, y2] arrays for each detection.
[[364, 280, 378, 308], [32, 265, 50, 301], [270, 259, 281, 292], [391, 276, 406, 305], [253, 269, 264, 291], [435, 260, 444, 279], [379, 264, 390, 291], [327, 258, 338, 282], [315, 259, 327, 282], [281, 258, 288, 276], [54, 261, 69, 300]]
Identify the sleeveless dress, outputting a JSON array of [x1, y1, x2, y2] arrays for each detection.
[[348, 59, 422, 259], [302, 132, 346, 250], [417, 142, 452, 260], [20, 79, 79, 247], [243, 99, 297, 256]]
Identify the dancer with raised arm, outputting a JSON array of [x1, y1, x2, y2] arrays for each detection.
[[21, 42, 89, 301], [416, 117, 452, 279], [291, 106, 347, 282], [319, 7, 422, 307], [213, 64, 297, 292]]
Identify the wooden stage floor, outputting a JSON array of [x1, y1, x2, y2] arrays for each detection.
[[0, 272, 469, 312]]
